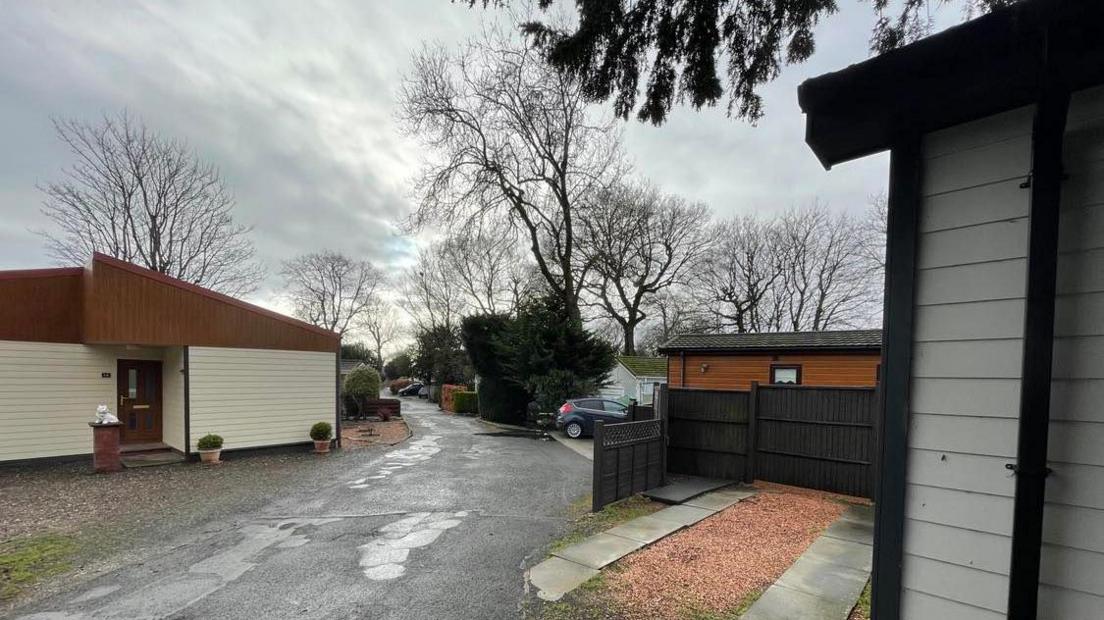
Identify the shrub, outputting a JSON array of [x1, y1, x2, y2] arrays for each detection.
[[461, 314, 529, 425], [344, 365, 382, 399], [389, 378, 412, 395], [441, 384, 469, 412], [309, 422, 333, 441], [197, 434, 223, 450], [453, 391, 479, 414]]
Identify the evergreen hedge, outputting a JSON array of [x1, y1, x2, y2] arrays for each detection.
[[453, 391, 479, 414], [461, 314, 529, 425]]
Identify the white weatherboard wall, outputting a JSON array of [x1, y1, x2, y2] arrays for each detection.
[[0, 341, 164, 461], [187, 346, 335, 451], [162, 346, 186, 452], [901, 103, 1032, 619], [1039, 85, 1104, 618], [901, 85, 1104, 619]]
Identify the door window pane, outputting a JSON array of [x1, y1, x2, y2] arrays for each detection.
[[128, 368, 137, 398]]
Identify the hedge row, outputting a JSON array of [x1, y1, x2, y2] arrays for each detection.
[[453, 391, 478, 414]]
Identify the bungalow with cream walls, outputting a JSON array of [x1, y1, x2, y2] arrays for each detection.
[[799, 2, 1104, 618], [600, 356, 668, 404], [0, 253, 340, 463]]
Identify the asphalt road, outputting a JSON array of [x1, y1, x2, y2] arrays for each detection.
[[11, 399, 590, 620]]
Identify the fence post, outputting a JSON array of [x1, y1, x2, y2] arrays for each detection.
[[746, 381, 759, 484], [657, 384, 669, 486], [592, 421, 605, 512]]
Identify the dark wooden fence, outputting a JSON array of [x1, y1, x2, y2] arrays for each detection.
[[592, 419, 666, 511], [663, 383, 877, 498], [666, 388, 750, 480], [753, 384, 877, 497], [630, 403, 655, 421]]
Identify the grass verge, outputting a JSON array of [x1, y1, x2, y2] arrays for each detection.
[[526, 494, 663, 619], [0, 535, 76, 601], [548, 494, 663, 553], [849, 579, 872, 620]]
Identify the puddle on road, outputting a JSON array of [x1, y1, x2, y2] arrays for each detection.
[[358, 511, 468, 580], [347, 434, 443, 489], [473, 431, 551, 440], [17, 519, 338, 620]]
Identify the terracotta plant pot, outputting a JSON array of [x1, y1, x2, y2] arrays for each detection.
[[313, 440, 332, 454], [198, 449, 221, 464]]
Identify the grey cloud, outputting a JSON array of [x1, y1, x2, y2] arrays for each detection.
[[0, 1, 956, 307]]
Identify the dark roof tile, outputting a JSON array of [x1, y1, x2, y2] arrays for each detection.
[[658, 329, 882, 353]]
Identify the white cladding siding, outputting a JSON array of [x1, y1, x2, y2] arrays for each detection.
[[162, 346, 186, 452], [901, 104, 1034, 618], [902, 86, 1104, 618], [187, 346, 335, 451], [0, 341, 164, 461], [1040, 85, 1104, 617]]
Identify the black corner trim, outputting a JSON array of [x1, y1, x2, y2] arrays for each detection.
[[871, 136, 923, 620], [1006, 81, 1070, 620]]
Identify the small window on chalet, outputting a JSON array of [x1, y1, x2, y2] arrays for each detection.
[[771, 365, 801, 385]]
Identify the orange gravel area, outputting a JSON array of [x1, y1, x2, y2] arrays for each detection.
[[605, 486, 848, 619], [341, 419, 410, 448]]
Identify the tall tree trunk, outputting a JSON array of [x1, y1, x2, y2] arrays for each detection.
[[623, 325, 636, 356]]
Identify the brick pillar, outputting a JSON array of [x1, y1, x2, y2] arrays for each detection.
[[88, 422, 123, 473]]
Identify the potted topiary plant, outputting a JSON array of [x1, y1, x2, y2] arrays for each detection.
[[197, 433, 223, 464], [310, 422, 333, 454]]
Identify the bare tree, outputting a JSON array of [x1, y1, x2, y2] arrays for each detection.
[[401, 244, 464, 332], [438, 224, 533, 316], [582, 182, 712, 354], [281, 251, 383, 336], [399, 29, 626, 321], [776, 203, 879, 331], [635, 288, 715, 355], [695, 202, 882, 334], [39, 111, 263, 296], [695, 215, 785, 333], [358, 299, 401, 371], [859, 192, 889, 273]]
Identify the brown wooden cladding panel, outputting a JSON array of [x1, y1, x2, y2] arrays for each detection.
[[0, 270, 83, 343], [83, 260, 338, 352], [667, 352, 880, 390]]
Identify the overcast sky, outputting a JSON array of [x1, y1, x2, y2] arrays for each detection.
[[0, 1, 962, 312]]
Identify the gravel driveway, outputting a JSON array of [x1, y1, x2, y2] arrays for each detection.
[[5, 398, 591, 619]]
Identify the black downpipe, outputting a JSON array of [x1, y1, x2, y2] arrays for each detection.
[[335, 345, 343, 450], [183, 346, 191, 460], [1006, 77, 1070, 618], [870, 136, 923, 620]]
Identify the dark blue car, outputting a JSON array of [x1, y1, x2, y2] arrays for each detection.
[[554, 398, 630, 438]]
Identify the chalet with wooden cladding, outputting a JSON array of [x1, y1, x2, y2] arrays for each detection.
[[799, 1, 1104, 618], [0, 253, 340, 463], [659, 330, 881, 391]]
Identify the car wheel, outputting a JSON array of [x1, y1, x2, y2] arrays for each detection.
[[565, 422, 583, 439]]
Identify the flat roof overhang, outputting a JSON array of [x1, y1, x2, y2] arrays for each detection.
[[798, 0, 1104, 168]]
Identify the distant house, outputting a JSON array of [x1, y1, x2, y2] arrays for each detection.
[[601, 356, 668, 404], [658, 330, 881, 391], [798, 1, 1104, 617], [0, 253, 340, 463], [340, 359, 368, 385]]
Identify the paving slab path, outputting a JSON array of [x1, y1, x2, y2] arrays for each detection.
[[742, 504, 874, 620], [529, 486, 757, 601]]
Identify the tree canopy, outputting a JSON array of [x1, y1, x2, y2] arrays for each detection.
[[475, 0, 1015, 124]]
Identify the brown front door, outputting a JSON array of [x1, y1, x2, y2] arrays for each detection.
[[117, 359, 163, 443]]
